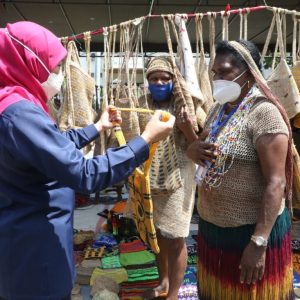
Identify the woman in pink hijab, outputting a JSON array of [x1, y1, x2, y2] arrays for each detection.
[[0, 21, 175, 300]]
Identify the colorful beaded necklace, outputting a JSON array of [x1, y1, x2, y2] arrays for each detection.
[[203, 88, 258, 189]]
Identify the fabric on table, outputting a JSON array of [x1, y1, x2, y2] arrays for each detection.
[[119, 250, 155, 267]]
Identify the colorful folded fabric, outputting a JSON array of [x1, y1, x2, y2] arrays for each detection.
[[84, 246, 105, 259], [178, 285, 198, 300], [124, 262, 156, 270], [90, 267, 128, 285], [92, 234, 117, 249], [127, 266, 159, 282], [187, 244, 197, 256], [187, 255, 197, 265], [119, 238, 147, 253], [101, 255, 122, 269], [183, 266, 197, 285], [119, 250, 155, 267], [120, 280, 160, 299]]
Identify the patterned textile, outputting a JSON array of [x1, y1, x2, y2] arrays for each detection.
[[187, 255, 197, 265], [126, 266, 159, 282], [197, 208, 294, 300], [84, 246, 105, 260], [178, 285, 198, 300], [114, 118, 167, 253], [179, 265, 198, 299], [183, 266, 197, 285], [120, 280, 159, 299], [101, 255, 122, 269]]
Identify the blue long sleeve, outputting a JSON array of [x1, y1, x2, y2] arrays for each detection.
[[0, 100, 150, 299], [61, 124, 99, 149], [4, 101, 149, 193]]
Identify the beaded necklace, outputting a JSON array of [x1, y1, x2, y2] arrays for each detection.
[[203, 88, 258, 189]]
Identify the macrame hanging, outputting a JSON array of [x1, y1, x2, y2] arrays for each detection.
[[238, 8, 250, 40], [93, 25, 118, 156], [195, 13, 214, 114], [116, 19, 145, 140], [207, 12, 217, 82], [221, 11, 230, 41], [83, 31, 92, 76]]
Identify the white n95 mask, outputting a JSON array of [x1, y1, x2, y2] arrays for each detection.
[[212, 70, 247, 105], [41, 70, 64, 100]]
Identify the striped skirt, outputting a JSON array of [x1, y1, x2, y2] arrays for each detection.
[[197, 208, 294, 300]]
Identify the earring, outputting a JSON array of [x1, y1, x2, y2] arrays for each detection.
[[247, 81, 250, 89]]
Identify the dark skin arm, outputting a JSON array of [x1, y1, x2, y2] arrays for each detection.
[[239, 133, 288, 285], [186, 130, 218, 166], [176, 106, 198, 144]]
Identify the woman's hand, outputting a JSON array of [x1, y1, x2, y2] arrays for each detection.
[[176, 106, 197, 143], [95, 105, 122, 132], [186, 130, 218, 166], [239, 242, 266, 285], [141, 110, 175, 144]]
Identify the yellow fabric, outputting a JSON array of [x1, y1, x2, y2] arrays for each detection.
[[90, 267, 128, 285], [84, 246, 105, 260], [113, 110, 170, 254]]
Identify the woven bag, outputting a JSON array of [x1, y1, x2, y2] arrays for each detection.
[[114, 86, 140, 142], [195, 14, 214, 114], [59, 41, 96, 131], [150, 132, 183, 195], [262, 10, 300, 119], [267, 59, 300, 119]]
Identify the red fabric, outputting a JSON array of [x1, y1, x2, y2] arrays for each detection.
[[198, 230, 292, 285], [0, 21, 67, 114], [119, 239, 147, 253]]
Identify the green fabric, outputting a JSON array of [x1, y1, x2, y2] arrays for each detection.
[[198, 208, 291, 251], [119, 250, 155, 266], [187, 255, 197, 265], [126, 266, 159, 282], [101, 255, 122, 269]]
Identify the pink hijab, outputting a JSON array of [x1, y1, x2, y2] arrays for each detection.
[[0, 21, 67, 114]]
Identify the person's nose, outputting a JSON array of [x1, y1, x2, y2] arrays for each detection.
[[156, 79, 164, 85]]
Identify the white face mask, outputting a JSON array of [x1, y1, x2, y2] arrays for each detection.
[[41, 71, 64, 100], [212, 69, 248, 105]]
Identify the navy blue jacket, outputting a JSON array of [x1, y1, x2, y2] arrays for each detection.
[[0, 100, 149, 300]]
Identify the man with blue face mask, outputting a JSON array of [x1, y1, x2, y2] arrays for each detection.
[[122, 57, 199, 299]]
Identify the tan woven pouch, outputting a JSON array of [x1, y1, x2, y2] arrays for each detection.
[[59, 41, 96, 131], [262, 10, 300, 119]]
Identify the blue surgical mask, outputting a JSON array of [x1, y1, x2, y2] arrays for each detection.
[[148, 82, 173, 102]]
